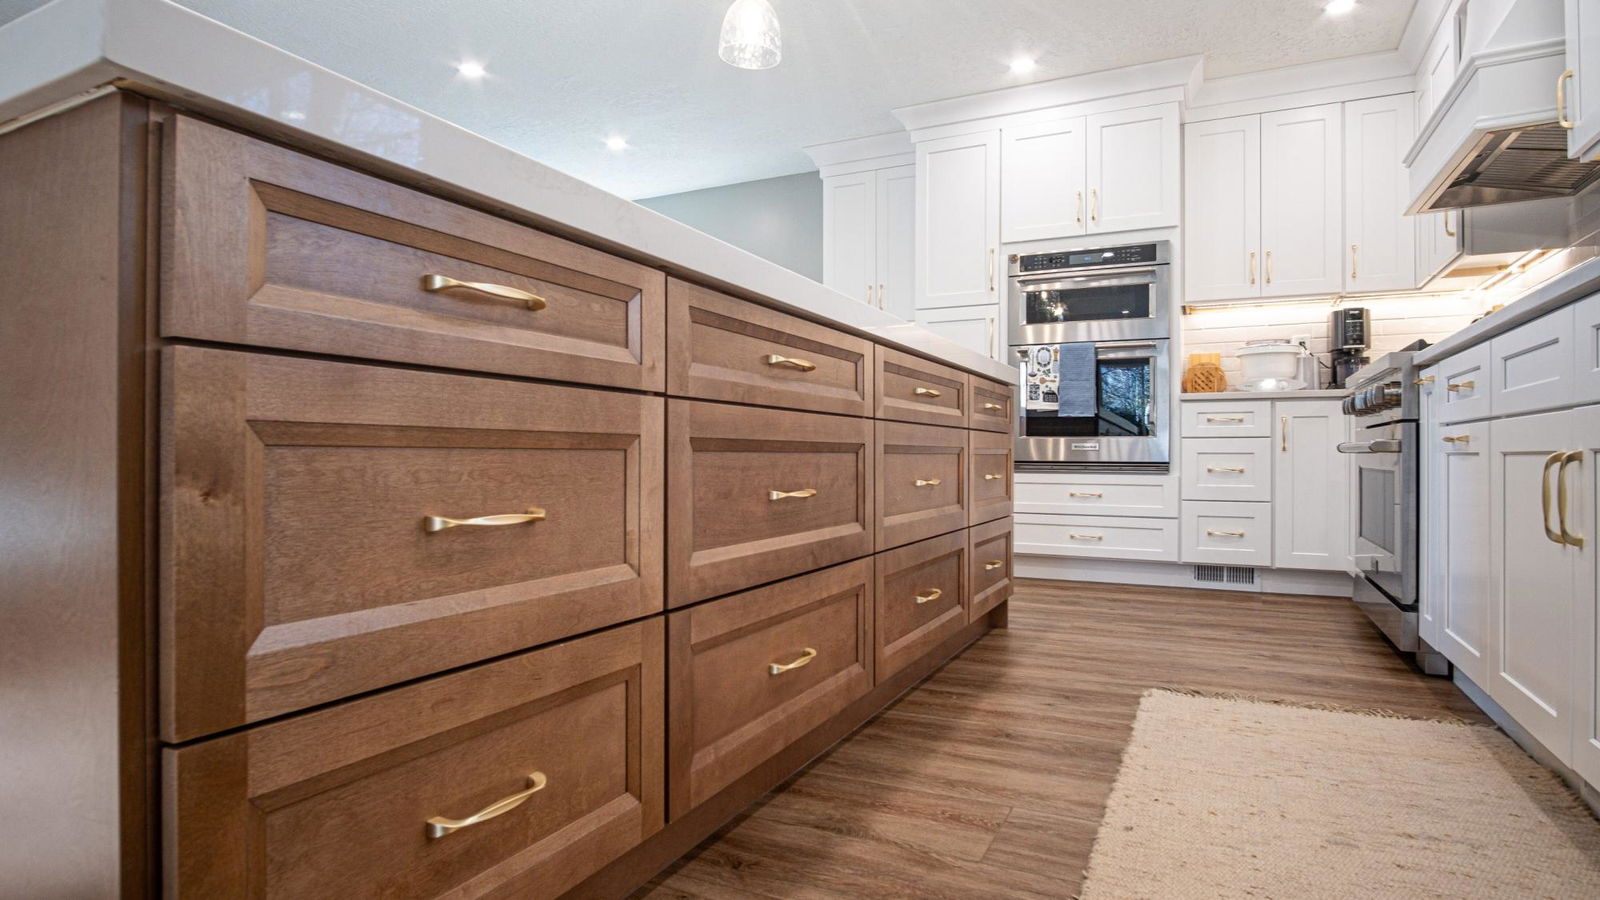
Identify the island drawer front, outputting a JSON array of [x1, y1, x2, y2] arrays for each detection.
[[161, 346, 663, 742], [1180, 401, 1274, 438], [164, 618, 664, 900], [666, 278, 874, 416], [967, 376, 1017, 432], [667, 559, 873, 819], [875, 346, 969, 427], [968, 519, 1014, 623], [969, 429, 1015, 525], [874, 531, 968, 683], [875, 421, 970, 550], [667, 400, 874, 607], [161, 114, 665, 391]]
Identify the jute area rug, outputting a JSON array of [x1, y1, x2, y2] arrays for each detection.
[[1079, 690, 1600, 899]]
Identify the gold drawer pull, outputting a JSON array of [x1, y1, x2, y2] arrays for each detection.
[[1442, 435, 1471, 444], [1205, 415, 1245, 423], [424, 508, 546, 533], [1068, 490, 1103, 498], [1069, 533, 1103, 541], [1206, 529, 1246, 538], [1414, 375, 1435, 386], [421, 274, 546, 310], [1447, 380, 1476, 392], [764, 354, 816, 372], [914, 588, 943, 604], [984, 559, 1004, 571], [913, 387, 942, 398], [768, 488, 818, 501], [914, 478, 942, 487], [983, 402, 1005, 411], [426, 772, 547, 839], [1205, 465, 1246, 474], [769, 647, 817, 675], [984, 473, 1005, 481]]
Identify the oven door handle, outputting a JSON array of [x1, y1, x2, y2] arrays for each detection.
[[1015, 271, 1158, 291], [1337, 439, 1403, 454]]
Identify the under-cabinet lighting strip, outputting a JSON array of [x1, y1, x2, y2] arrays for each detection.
[[1181, 290, 1479, 316]]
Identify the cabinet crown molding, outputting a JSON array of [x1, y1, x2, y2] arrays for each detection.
[[804, 132, 914, 174]]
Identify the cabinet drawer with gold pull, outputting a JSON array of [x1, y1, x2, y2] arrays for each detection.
[[1436, 344, 1491, 425], [969, 519, 1013, 622], [876, 420, 968, 549], [968, 375, 1016, 432], [668, 559, 872, 818], [164, 618, 663, 900], [970, 428, 1014, 526], [875, 531, 966, 683], [162, 114, 664, 391], [1180, 401, 1272, 437], [876, 346, 967, 427], [669, 400, 873, 606], [161, 347, 664, 741], [1183, 438, 1271, 502], [667, 279, 874, 416], [1183, 501, 1272, 566]]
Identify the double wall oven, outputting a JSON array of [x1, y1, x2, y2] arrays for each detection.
[[1008, 242, 1172, 471]]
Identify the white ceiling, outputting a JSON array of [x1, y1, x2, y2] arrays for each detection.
[[4, 0, 1420, 198]]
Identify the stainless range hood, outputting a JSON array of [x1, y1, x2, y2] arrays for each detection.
[[1430, 123, 1600, 209]]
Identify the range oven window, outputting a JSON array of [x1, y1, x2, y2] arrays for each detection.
[[1022, 357, 1154, 438], [1022, 285, 1151, 326], [1358, 465, 1397, 555]]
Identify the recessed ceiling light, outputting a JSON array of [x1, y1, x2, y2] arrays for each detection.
[[604, 135, 630, 152], [1009, 56, 1037, 76], [1324, 0, 1356, 16], [455, 59, 487, 80]]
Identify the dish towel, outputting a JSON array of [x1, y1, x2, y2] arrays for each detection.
[[1057, 342, 1097, 417]]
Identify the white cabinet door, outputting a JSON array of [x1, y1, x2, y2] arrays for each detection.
[[1488, 411, 1577, 762], [1491, 305, 1576, 418], [1260, 104, 1343, 297], [1344, 95, 1416, 294], [876, 164, 917, 320], [1565, 0, 1600, 159], [822, 170, 877, 306], [1184, 115, 1261, 302], [1273, 400, 1349, 571], [1570, 403, 1600, 786], [1432, 419, 1492, 684], [1086, 104, 1180, 234], [1420, 367, 1444, 647], [1416, 208, 1462, 284], [915, 131, 1000, 309], [1423, 20, 1458, 127], [1574, 292, 1600, 406], [916, 304, 1000, 360], [1001, 118, 1087, 243]]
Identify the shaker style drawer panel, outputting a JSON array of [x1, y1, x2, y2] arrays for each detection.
[[666, 278, 874, 416], [161, 347, 663, 742], [1490, 305, 1575, 418], [1182, 501, 1273, 566], [874, 531, 968, 682], [968, 518, 1014, 623], [967, 376, 1017, 432], [1180, 401, 1273, 438], [1436, 343, 1491, 424], [1014, 513, 1179, 561], [1014, 473, 1179, 518], [667, 400, 874, 606], [667, 560, 873, 818], [875, 421, 969, 549], [1574, 292, 1600, 406], [969, 428, 1015, 525], [875, 346, 968, 427], [164, 619, 664, 900], [1182, 437, 1272, 502], [162, 115, 665, 390]]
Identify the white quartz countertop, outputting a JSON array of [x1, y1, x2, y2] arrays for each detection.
[[1414, 256, 1600, 366], [0, 0, 1017, 382], [1180, 389, 1347, 400]]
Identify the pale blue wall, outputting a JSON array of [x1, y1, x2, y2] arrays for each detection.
[[637, 170, 823, 282]]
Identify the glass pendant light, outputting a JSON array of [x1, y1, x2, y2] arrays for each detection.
[[719, 0, 781, 70]]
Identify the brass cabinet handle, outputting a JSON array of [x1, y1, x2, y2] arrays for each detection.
[[1068, 490, 1103, 498], [1090, 188, 1099, 224], [1351, 243, 1359, 280], [913, 386, 942, 398], [988, 248, 997, 293], [424, 508, 546, 533], [984, 402, 1005, 411], [984, 473, 1005, 480], [768, 488, 818, 501], [1206, 529, 1247, 538], [1559, 69, 1576, 130], [1069, 533, 1103, 541], [1075, 190, 1084, 224], [1249, 250, 1257, 285], [1414, 375, 1435, 387], [1281, 416, 1289, 452], [914, 478, 942, 487], [764, 353, 817, 372], [914, 588, 943, 605], [1206, 465, 1246, 474], [1560, 451, 1584, 548], [421, 274, 546, 311], [1206, 415, 1245, 423], [1442, 434, 1472, 444], [769, 647, 817, 675], [1446, 380, 1476, 392], [427, 773, 547, 839], [984, 559, 1004, 570], [1543, 452, 1565, 545], [865, 284, 873, 303], [1444, 211, 1457, 238], [878, 284, 885, 308], [1265, 249, 1273, 284]]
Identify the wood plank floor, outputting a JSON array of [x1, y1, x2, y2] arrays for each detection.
[[632, 579, 1493, 898]]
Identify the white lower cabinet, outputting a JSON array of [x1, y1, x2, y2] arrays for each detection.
[[1490, 305, 1576, 418], [1273, 400, 1348, 571], [1182, 501, 1273, 566], [1182, 437, 1272, 502], [1014, 513, 1179, 562], [1015, 473, 1178, 518], [1572, 404, 1600, 786], [1427, 418, 1492, 685]]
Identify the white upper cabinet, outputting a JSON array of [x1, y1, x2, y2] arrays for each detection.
[[822, 170, 877, 306], [1418, 18, 1458, 127], [916, 130, 1000, 309], [1260, 104, 1343, 297], [1417, 207, 1463, 283], [1001, 117, 1087, 243], [1184, 115, 1261, 302], [1566, 0, 1600, 159], [876, 165, 917, 320], [1086, 104, 1180, 234], [1343, 95, 1416, 294]]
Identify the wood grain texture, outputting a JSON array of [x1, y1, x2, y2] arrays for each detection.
[[968, 428, 1015, 526], [966, 375, 1017, 433], [874, 421, 968, 551], [164, 617, 663, 900], [873, 531, 968, 683], [875, 347, 968, 428], [161, 346, 664, 741], [666, 278, 874, 417], [967, 519, 1013, 623], [161, 114, 665, 391], [633, 580, 1489, 899]]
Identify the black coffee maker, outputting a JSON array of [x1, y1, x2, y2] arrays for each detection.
[[1329, 307, 1369, 389]]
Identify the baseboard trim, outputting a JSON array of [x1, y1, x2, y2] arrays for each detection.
[[1015, 554, 1353, 597]]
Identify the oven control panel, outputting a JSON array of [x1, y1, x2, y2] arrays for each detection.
[[1015, 242, 1164, 273]]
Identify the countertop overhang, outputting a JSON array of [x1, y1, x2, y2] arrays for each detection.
[[1414, 256, 1600, 365], [0, 0, 1018, 383]]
